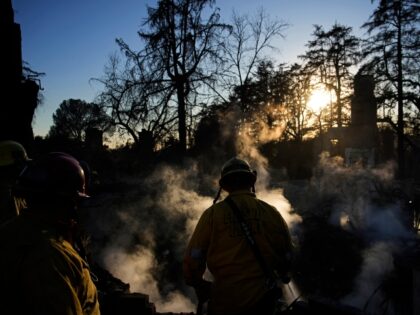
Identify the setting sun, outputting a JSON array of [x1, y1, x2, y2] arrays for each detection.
[[307, 88, 333, 113]]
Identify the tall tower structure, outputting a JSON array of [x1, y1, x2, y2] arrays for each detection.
[[345, 74, 378, 166], [0, 0, 40, 152], [351, 74, 377, 133]]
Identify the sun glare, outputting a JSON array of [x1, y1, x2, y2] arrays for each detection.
[[307, 88, 332, 113]]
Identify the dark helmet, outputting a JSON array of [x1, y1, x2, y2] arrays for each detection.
[[15, 152, 89, 200], [219, 157, 257, 189], [0, 140, 30, 167]]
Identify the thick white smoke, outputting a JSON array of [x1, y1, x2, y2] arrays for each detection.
[[88, 105, 304, 313], [234, 113, 302, 229], [101, 244, 196, 312], [341, 242, 396, 314], [88, 109, 417, 315], [310, 152, 416, 314], [97, 160, 301, 313], [88, 163, 213, 313], [143, 163, 214, 238]]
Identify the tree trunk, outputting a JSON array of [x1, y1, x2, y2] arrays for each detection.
[[396, 2, 404, 179], [176, 79, 187, 154], [336, 65, 342, 128]]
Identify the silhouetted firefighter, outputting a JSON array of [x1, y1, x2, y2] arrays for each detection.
[[0, 152, 101, 314], [0, 0, 40, 152], [184, 157, 294, 315]]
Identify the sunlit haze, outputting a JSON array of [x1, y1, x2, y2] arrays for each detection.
[[307, 88, 335, 113]]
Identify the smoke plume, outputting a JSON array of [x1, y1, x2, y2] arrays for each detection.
[[83, 105, 303, 313], [85, 162, 213, 312], [307, 152, 416, 314]]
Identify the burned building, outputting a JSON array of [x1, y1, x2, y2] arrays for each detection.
[[0, 0, 40, 152], [345, 74, 378, 166], [321, 74, 379, 167]]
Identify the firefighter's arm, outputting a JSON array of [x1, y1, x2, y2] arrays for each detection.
[[272, 209, 295, 283], [183, 247, 212, 303], [183, 210, 212, 301]]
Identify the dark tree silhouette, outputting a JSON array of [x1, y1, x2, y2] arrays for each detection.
[[96, 53, 177, 147], [361, 0, 420, 178], [137, 0, 230, 154], [48, 99, 113, 142], [300, 23, 360, 128], [97, 0, 230, 153], [280, 63, 318, 142], [228, 61, 319, 142]]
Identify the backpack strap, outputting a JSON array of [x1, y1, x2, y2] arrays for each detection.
[[225, 196, 278, 289]]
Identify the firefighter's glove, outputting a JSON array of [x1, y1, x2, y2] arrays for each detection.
[[194, 279, 212, 303]]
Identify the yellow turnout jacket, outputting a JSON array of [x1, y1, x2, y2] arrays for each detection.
[[184, 190, 293, 315], [0, 211, 100, 315]]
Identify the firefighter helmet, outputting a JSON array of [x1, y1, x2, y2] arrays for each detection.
[[15, 152, 89, 199], [0, 140, 30, 167], [219, 157, 257, 188]]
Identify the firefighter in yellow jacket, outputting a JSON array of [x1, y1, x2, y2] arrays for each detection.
[[0, 152, 100, 315], [184, 157, 294, 315], [0, 140, 30, 224]]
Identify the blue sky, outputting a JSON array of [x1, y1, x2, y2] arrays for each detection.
[[12, 0, 376, 137]]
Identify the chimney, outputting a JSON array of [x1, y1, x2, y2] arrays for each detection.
[[345, 74, 379, 167], [0, 0, 23, 84], [0, 0, 39, 152]]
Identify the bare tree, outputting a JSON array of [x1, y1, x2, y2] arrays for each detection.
[[96, 0, 229, 152], [222, 7, 288, 108], [96, 53, 177, 147], [278, 64, 318, 142], [137, 0, 230, 153]]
